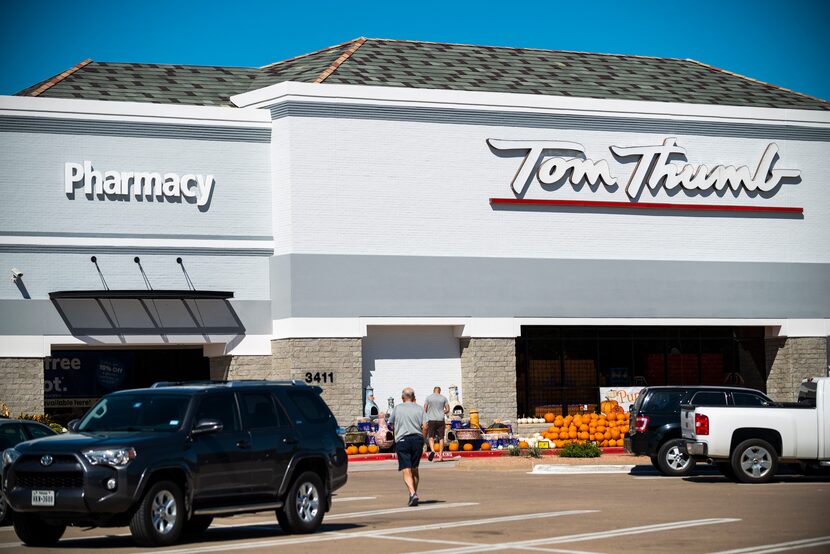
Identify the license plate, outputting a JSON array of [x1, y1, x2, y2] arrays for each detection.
[[31, 490, 55, 507]]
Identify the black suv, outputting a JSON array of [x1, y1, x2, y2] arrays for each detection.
[[1, 380, 347, 547], [625, 386, 773, 476]]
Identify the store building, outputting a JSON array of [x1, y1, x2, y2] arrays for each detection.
[[1, 38, 829, 424]]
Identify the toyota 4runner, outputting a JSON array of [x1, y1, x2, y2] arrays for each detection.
[[0, 380, 348, 547]]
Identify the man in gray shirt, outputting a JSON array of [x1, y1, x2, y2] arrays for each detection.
[[424, 386, 450, 462], [388, 387, 427, 506]]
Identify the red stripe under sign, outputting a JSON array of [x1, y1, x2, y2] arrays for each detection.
[[489, 198, 803, 214]]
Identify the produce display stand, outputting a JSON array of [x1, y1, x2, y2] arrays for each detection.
[[347, 446, 627, 462]]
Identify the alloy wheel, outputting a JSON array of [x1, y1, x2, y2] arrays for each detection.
[[295, 482, 320, 523], [740, 446, 773, 478], [150, 489, 178, 534]]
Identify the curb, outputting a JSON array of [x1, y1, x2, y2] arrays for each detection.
[[347, 447, 627, 463]]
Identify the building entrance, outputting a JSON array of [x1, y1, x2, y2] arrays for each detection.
[[516, 326, 766, 418]]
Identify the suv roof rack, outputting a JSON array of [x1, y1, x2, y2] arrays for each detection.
[[150, 379, 309, 388]]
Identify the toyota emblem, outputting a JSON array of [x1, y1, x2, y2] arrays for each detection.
[[40, 455, 53, 467]]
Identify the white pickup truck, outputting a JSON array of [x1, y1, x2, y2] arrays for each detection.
[[682, 377, 829, 483]]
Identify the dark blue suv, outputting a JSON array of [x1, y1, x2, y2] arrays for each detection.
[[1, 380, 347, 547]]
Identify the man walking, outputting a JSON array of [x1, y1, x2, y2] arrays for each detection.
[[388, 387, 427, 506], [424, 386, 450, 462]]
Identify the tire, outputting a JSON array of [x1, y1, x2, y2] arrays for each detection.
[[716, 461, 737, 480], [276, 471, 325, 534], [649, 456, 660, 471], [0, 498, 10, 527], [731, 439, 778, 484], [129, 480, 185, 546], [656, 439, 696, 476], [183, 515, 213, 536], [13, 513, 65, 546]]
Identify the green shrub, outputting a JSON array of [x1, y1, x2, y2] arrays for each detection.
[[558, 441, 602, 458], [526, 445, 542, 458]]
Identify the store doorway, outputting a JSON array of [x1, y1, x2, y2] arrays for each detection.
[[44, 347, 209, 424]]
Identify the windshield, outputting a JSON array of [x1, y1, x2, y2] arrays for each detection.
[[79, 394, 189, 432]]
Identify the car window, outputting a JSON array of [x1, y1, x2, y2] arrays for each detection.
[[194, 393, 240, 432], [239, 392, 288, 429], [285, 390, 333, 424], [25, 423, 55, 439], [690, 391, 728, 406], [645, 391, 685, 413], [80, 394, 189, 432], [0, 424, 26, 448], [732, 392, 768, 407]]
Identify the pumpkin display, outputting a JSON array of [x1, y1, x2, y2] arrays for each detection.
[[480, 442, 491, 451], [448, 442, 460, 451], [367, 444, 379, 454], [517, 410, 630, 452], [463, 443, 474, 451], [358, 445, 368, 454]]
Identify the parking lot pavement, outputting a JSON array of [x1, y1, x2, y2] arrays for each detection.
[[3, 459, 829, 554]]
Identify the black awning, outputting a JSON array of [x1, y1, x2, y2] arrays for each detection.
[[49, 290, 233, 300]]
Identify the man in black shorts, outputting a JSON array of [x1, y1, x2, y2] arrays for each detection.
[[424, 386, 450, 461], [388, 387, 427, 506]]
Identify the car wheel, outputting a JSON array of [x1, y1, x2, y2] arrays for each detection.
[[276, 471, 325, 534], [129, 480, 185, 546], [13, 513, 65, 546], [656, 439, 696, 476], [731, 439, 778, 484], [183, 515, 213, 536], [716, 461, 737, 480], [649, 456, 660, 471], [0, 497, 10, 526]]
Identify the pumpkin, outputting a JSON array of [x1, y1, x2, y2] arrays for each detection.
[[463, 443, 473, 451], [480, 442, 491, 451], [358, 445, 368, 454], [448, 442, 460, 451], [518, 440, 529, 448], [601, 400, 619, 415], [367, 444, 379, 454], [544, 412, 555, 423], [346, 445, 358, 455], [432, 443, 441, 452]]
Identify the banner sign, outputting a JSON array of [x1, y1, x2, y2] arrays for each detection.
[[599, 387, 644, 413], [44, 351, 133, 408]]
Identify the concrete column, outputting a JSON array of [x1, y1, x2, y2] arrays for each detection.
[[272, 338, 362, 425], [460, 338, 517, 424], [765, 336, 828, 402], [0, 358, 44, 415]]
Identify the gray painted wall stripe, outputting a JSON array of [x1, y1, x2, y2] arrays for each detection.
[[271, 254, 830, 320], [0, 231, 273, 241], [269, 101, 830, 142], [0, 116, 271, 143], [0, 245, 273, 256]]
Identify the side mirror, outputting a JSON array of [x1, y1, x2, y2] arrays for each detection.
[[192, 419, 223, 436], [67, 419, 80, 433]]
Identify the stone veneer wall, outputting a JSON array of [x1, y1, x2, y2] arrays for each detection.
[[209, 355, 273, 381], [272, 338, 363, 426], [0, 358, 43, 415], [460, 338, 517, 424], [765, 336, 829, 402]]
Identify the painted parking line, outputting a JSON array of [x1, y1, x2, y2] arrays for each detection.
[[406, 517, 741, 554], [369, 534, 603, 554], [131, 509, 596, 554], [332, 495, 377, 503], [531, 465, 635, 475], [709, 535, 830, 554], [325, 501, 478, 520]]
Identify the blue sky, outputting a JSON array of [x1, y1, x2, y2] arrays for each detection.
[[1, 0, 828, 101]]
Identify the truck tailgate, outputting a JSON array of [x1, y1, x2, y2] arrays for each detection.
[[681, 406, 696, 439]]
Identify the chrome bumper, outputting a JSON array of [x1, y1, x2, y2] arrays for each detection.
[[685, 441, 708, 457]]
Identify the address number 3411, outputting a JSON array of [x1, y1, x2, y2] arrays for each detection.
[[304, 372, 334, 384]]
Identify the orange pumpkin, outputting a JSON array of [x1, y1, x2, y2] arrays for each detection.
[[367, 444, 379, 454], [518, 440, 529, 448], [544, 412, 555, 423], [358, 445, 368, 454], [448, 442, 460, 451], [480, 442, 491, 451], [346, 445, 358, 455], [463, 443, 474, 451]]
